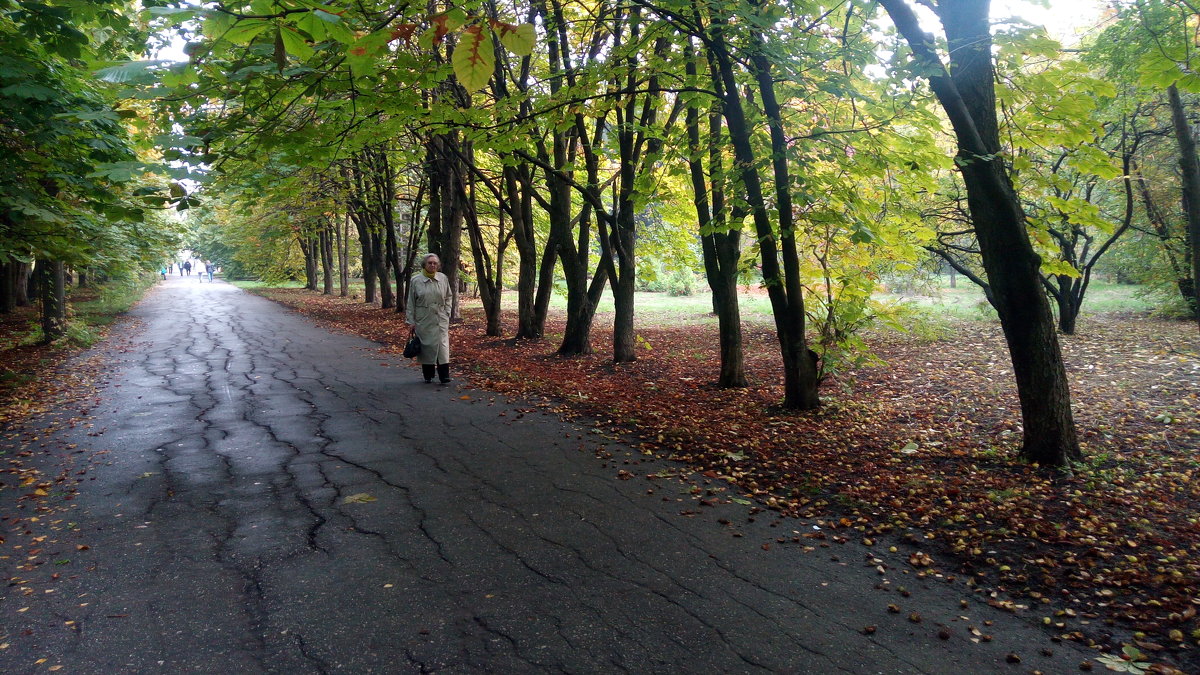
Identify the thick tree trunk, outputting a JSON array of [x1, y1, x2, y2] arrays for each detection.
[[881, 0, 1080, 467], [609, 213, 637, 363], [1168, 83, 1200, 332], [38, 260, 66, 342]]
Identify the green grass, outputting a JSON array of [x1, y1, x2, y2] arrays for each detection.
[[229, 279, 306, 290], [877, 278, 1154, 322], [537, 289, 776, 326], [243, 274, 1155, 330]]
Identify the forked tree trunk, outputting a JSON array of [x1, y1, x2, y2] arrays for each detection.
[[707, 18, 818, 408]]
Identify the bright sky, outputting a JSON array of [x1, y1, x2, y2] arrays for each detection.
[[995, 0, 1109, 43], [151, 0, 1111, 63]]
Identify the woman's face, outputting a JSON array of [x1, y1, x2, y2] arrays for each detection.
[[423, 256, 441, 272]]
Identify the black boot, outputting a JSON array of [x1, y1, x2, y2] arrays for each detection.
[[422, 364, 435, 383], [437, 363, 451, 384]]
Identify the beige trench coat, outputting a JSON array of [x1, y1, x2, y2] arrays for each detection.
[[406, 272, 451, 365]]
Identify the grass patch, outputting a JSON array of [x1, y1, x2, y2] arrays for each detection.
[[230, 279, 306, 290], [72, 274, 158, 327]]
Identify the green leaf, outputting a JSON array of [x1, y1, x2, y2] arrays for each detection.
[[0, 82, 58, 100], [1041, 259, 1081, 278], [93, 60, 168, 84], [492, 21, 535, 57], [203, 11, 236, 38], [452, 24, 495, 93], [278, 25, 313, 60], [345, 30, 392, 73], [223, 19, 271, 46]]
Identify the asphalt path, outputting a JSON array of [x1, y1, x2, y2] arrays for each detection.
[[0, 276, 1100, 673]]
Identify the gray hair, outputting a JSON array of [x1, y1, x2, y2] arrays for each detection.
[[420, 253, 440, 266]]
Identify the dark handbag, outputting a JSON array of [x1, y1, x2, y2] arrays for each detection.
[[403, 331, 422, 358]]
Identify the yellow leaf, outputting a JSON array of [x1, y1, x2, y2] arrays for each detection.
[[451, 24, 494, 93], [343, 493, 377, 504]]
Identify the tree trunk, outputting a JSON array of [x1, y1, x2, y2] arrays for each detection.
[[1133, 162, 1195, 312], [0, 262, 12, 314], [427, 134, 464, 322], [371, 228, 393, 308], [39, 260, 66, 342], [687, 44, 746, 387], [881, 0, 1080, 467], [463, 171, 503, 336], [320, 224, 334, 295], [1052, 276, 1080, 335], [18, 261, 32, 306], [337, 213, 350, 297], [508, 164, 542, 339], [298, 234, 319, 291], [708, 19, 817, 407], [1168, 83, 1200, 332]]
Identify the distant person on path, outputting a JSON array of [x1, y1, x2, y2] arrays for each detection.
[[159, 266, 167, 280], [406, 253, 453, 384], [183, 261, 192, 276], [205, 262, 214, 282]]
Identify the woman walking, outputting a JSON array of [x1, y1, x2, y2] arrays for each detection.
[[406, 253, 453, 383]]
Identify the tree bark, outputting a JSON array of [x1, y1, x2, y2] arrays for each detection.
[[1168, 83, 1200, 332], [881, 0, 1080, 466], [0, 262, 12, 314], [687, 42, 746, 388], [319, 223, 334, 295], [507, 164, 542, 339], [38, 260, 66, 342], [336, 213, 349, 297]]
